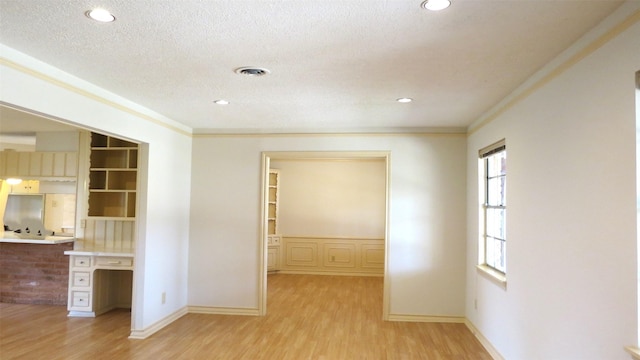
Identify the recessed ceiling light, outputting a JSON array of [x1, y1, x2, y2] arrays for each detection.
[[235, 67, 270, 77], [396, 98, 413, 103], [85, 8, 116, 22], [214, 100, 230, 105], [421, 0, 451, 11]]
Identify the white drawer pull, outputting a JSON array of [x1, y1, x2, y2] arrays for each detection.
[[108, 261, 121, 264]]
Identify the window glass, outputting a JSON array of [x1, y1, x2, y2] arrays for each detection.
[[481, 143, 506, 274]]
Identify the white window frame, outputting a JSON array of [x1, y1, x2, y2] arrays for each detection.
[[477, 139, 507, 287]]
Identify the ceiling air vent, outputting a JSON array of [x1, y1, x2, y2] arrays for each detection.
[[235, 67, 270, 76]]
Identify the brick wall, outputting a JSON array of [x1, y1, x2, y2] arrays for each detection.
[[0, 242, 73, 305]]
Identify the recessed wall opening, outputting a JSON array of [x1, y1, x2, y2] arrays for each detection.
[[260, 151, 390, 319], [0, 104, 148, 335]]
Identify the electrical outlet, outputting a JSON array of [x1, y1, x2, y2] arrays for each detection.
[[162, 292, 166, 304], [474, 299, 477, 310]]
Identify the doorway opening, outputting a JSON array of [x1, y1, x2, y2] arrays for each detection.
[[259, 151, 391, 319]]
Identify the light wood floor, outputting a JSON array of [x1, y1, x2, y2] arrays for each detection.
[[0, 274, 491, 359]]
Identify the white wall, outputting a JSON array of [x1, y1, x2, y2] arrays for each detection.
[[189, 134, 467, 317], [465, 3, 640, 359], [0, 45, 193, 333], [36, 131, 79, 151], [271, 159, 385, 238]]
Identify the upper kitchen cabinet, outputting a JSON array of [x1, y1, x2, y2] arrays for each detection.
[[87, 133, 138, 218], [0, 150, 78, 180]]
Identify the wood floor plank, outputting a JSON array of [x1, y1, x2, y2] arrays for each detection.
[[0, 274, 491, 359]]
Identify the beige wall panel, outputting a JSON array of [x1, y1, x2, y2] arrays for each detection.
[[286, 241, 318, 267], [361, 244, 385, 269], [323, 243, 356, 268]]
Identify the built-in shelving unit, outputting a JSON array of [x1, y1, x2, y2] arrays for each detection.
[[267, 169, 279, 235], [267, 169, 281, 272], [67, 131, 138, 318], [88, 133, 138, 218]]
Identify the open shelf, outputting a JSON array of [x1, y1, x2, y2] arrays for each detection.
[[88, 133, 138, 218]]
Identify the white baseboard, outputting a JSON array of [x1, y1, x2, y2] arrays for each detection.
[[387, 313, 465, 323], [67, 310, 96, 317], [464, 319, 505, 360], [128, 306, 188, 340], [188, 306, 260, 316], [277, 270, 383, 277]]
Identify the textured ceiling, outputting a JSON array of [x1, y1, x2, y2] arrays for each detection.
[[0, 0, 625, 133]]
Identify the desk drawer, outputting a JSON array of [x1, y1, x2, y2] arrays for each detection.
[[72, 272, 91, 287], [71, 291, 91, 308], [73, 256, 91, 268], [95, 257, 133, 268]]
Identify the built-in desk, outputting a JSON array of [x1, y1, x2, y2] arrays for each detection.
[[64, 249, 134, 317]]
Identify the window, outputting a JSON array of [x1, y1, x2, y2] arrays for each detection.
[[480, 140, 506, 275]]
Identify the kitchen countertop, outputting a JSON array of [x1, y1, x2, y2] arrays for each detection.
[[1, 231, 75, 244]]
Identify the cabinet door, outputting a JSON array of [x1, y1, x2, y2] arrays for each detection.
[[29, 152, 43, 176], [52, 152, 67, 177], [3, 151, 19, 176], [40, 152, 54, 176], [65, 152, 78, 177], [267, 246, 280, 271], [10, 180, 40, 193]]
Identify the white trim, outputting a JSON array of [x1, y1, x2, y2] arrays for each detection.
[[188, 306, 260, 316], [625, 346, 640, 360], [467, 5, 640, 134], [280, 235, 385, 241], [476, 264, 507, 289], [387, 314, 465, 323], [465, 319, 506, 360], [259, 154, 269, 316], [277, 270, 384, 277], [67, 310, 96, 318], [0, 51, 191, 136], [192, 127, 467, 136], [128, 306, 188, 340]]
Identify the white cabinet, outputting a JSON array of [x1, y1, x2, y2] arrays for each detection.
[[68, 256, 93, 312], [66, 253, 133, 317], [0, 151, 77, 179], [8, 180, 40, 194], [268, 246, 280, 271], [267, 235, 281, 272]]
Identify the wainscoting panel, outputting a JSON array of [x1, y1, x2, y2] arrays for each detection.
[[281, 236, 384, 276], [286, 241, 318, 267], [323, 243, 356, 268], [361, 244, 385, 270]]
